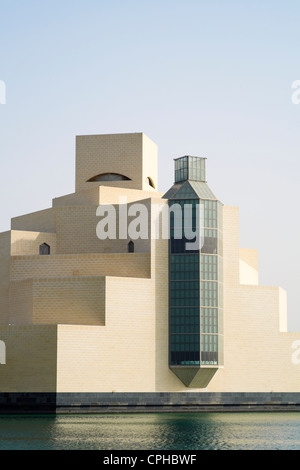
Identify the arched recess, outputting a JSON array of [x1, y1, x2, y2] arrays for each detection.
[[87, 173, 132, 182]]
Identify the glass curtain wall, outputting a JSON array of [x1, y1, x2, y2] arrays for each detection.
[[169, 197, 223, 367]]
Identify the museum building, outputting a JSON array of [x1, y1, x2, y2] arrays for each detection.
[[0, 132, 300, 412]]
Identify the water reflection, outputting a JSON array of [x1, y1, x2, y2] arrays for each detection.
[[0, 413, 300, 450]]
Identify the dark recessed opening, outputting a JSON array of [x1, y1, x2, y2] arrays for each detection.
[[87, 173, 131, 182], [39, 243, 50, 255], [128, 241, 134, 253], [147, 177, 155, 189]]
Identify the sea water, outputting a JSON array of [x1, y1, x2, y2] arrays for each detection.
[[0, 412, 300, 450]]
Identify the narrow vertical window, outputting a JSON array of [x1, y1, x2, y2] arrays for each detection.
[[39, 243, 50, 255], [128, 241, 134, 253]]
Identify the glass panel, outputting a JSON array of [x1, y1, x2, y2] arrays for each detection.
[[174, 182, 198, 199], [203, 200, 217, 228], [200, 334, 218, 365], [170, 199, 200, 254], [175, 157, 188, 183], [200, 308, 218, 333], [200, 281, 218, 307], [174, 156, 206, 183], [201, 229, 218, 254], [200, 255, 218, 280], [170, 333, 200, 365], [189, 157, 206, 182]]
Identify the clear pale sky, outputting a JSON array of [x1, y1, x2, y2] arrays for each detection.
[[1, 1, 300, 330]]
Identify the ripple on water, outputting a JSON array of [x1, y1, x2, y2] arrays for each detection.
[[0, 412, 300, 450]]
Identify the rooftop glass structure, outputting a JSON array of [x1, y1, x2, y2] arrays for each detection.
[[174, 156, 206, 183]]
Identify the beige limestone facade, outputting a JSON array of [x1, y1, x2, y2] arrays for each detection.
[[0, 132, 300, 399]]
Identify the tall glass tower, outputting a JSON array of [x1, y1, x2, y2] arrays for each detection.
[[163, 156, 223, 388]]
